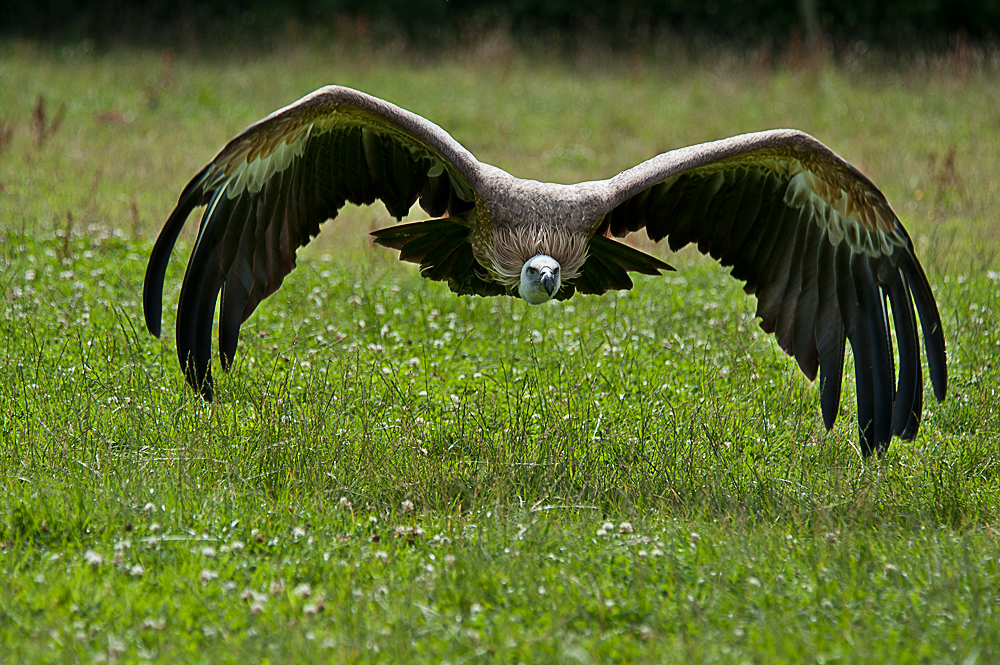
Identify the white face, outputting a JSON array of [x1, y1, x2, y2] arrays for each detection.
[[518, 255, 562, 305]]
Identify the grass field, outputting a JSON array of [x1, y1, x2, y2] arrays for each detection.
[[2, 34, 1000, 663]]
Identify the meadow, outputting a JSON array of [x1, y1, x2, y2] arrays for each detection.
[[1, 31, 1000, 663]]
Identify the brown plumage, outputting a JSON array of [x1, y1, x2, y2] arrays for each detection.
[[143, 85, 947, 456]]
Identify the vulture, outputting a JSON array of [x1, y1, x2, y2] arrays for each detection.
[[143, 85, 947, 456]]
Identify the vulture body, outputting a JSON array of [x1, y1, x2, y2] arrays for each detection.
[[143, 85, 947, 456]]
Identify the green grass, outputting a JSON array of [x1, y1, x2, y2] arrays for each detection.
[[2, 36, 1000, 663]]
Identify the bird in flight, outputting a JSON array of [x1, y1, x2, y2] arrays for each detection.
[[143, 85, 946, 456]]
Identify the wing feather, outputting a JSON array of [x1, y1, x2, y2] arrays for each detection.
[[718, 169, 768, 267], [850, 253, 895, 453], [732, 175, 788, 286], [700, 169, 740, 255], [668, 170, 726, 251], [880, 263, 920, 438], [787, 217, 824, 380], [754, 204, 805, 333], [771, 208, 811, 353], [833, 244, 876, 452]]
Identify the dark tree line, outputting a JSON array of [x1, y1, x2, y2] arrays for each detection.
[[3, 0, 997, 47]]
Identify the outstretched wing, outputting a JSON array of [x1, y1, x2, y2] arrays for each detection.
[[595, 129, 946, 455], [144, 86, 483, 399]]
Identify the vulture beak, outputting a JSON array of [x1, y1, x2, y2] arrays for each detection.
[[540, 268, 556, 296]]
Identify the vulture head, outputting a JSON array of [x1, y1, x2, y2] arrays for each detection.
[[519, 255, 562, 304]]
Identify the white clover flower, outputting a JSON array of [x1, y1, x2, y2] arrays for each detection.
[[241, 588, 268, 604], [83, 551, 103, 568], [141, 617, 165, 630], [293, 583, 312, 598]]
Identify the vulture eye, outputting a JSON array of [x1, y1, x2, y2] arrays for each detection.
[[527, 267, 538, 275]]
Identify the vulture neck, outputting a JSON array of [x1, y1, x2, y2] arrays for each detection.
[[482, 225, 589, 288]]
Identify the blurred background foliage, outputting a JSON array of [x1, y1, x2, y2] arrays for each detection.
[[2, 0, 997, 50]]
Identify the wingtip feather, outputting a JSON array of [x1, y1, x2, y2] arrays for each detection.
[[143, 165, 213, 338]]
